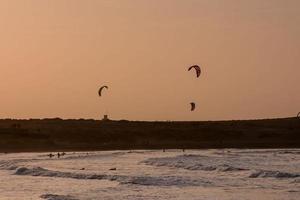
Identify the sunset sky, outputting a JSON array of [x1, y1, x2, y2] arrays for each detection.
[[0, 0, 299, 121]]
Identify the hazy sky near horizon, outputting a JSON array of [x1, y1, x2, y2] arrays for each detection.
[[0, 0, 299, 121]]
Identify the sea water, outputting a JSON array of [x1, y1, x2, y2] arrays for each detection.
[[0, 149, 299, 200]]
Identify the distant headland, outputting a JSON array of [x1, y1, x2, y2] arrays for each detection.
[[0, 117, 299, 152]]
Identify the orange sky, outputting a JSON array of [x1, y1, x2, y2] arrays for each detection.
[[0, 0, 299, 121]]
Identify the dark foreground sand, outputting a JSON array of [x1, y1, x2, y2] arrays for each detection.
[[0, 117, 299, 152]]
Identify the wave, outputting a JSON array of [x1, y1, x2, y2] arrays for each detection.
[[0, 157, 47, 171], [40, 194, 78, 200], [143, 155, 246, 172], [15, 167, 107, 180], [122, 176, 211, 187], [277, 150, 300, 155], [249, 170, 300, 178], [15, 167, 211, 187], [0, 160, 22, 170]]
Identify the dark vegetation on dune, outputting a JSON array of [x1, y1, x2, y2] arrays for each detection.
[[0, 118, 299, 152]]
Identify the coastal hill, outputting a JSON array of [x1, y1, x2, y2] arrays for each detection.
[[0, 117, 299, 152]]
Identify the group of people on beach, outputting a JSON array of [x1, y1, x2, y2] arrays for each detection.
[[48, 152, 66, 158]]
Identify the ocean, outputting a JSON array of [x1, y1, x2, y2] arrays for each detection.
[[0, 149, 299, 200]]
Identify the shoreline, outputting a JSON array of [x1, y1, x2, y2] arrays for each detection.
[[2, 147, 300, 154]]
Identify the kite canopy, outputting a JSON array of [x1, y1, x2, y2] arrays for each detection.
[[188, 65, 201, 78], [98, 86, 108, 97], [190, 102, 196, 111], [297, 112, 300, 118]]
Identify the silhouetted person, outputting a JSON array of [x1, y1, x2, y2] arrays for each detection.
[[48, 153, 54, 158], [57, 152, 60, 158]]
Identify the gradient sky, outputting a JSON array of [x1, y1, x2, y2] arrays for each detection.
[[0, 0, 299, 121]]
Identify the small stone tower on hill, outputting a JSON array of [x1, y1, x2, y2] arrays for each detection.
[[102, 115, 109, 121]]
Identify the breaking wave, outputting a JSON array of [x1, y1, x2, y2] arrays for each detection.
[[15, 167, 211, 187], [249, 170, 300, 178], [0, 160, 22, 170], [40, 194, 78, 200], [15, 167, 107, 179], [143, 155, 246, 172]]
